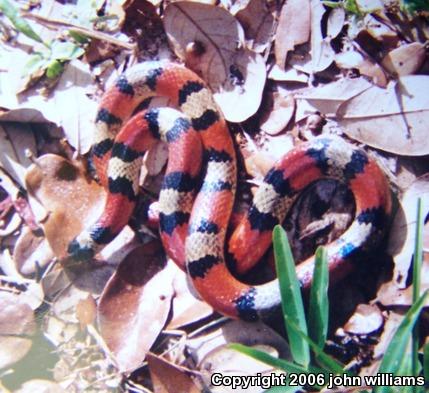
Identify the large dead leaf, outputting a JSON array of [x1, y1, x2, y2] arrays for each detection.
[[163, 1, 266, 122], [235, 0, 275, 53], [98, 243, 175, 371], [337, 75, 429, 155], [25, 154, 105, 259], [381, 42, 426, 77], [260, 92, 295, 135], [274, 0, 310, 68], [147, 353, 201, 393]]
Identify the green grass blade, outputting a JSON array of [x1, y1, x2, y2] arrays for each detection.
[[412, 198, 423, 385], [375, 290, 429, 393], [282, 315, 346, 375], [273, 225, 310, 367], [308, 246, 329, 349], [229, 343, 309, 375], [0, 0, 44, 43], [265, 386, 301, 393]]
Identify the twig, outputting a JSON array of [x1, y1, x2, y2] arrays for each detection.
[[22, 12, 137, 52]]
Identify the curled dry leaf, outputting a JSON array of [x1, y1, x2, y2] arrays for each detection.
[[381, 42, 426, 77], [337, 75, 429, 156], [235, 0, 275, 53], [147, 353, 201, 393], [0, 292, 36, 369], [260, 92, 295, 135], [163, 1, 266, 122], [25, 154, 105, 259], [98, 243, 175, 371], [343, 304, 383, 335], [310, 0, 335, 73], [167, 263, 212, 329], [275, 0, 310, 68]]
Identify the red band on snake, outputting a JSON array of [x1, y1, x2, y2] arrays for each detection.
[[67, 61, 392, 321]]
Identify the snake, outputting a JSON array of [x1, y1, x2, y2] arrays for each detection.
[[67, 61, 392, 321]]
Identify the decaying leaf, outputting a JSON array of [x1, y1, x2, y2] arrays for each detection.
[[147, 353, 201, 393], [235, 0, 274, 53], [274, 0, 310, 68], [337, 75, 429, 155], [98, 243, 174, 371], [25, 154, 105, 259], [163, 1, 266, 122]]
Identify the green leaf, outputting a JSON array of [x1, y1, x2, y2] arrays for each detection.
[[0, 0, 44, 43], [229, 343, 309, 375], [273, 225, 310, 367], [308, 246, 329, 349], [46, 60, 64, 79], [412, 198, 424, 384], [375, 290, 429, 393], [50, 40, 85, 61], [23, 53, 47, 76]]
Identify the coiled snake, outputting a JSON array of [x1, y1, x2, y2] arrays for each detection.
[[67, 61, 391, 321]]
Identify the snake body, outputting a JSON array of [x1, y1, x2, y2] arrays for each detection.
[[68, 61, 392, 320]]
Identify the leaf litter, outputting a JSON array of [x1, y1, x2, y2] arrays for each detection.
[[0, 0, 428, 391]]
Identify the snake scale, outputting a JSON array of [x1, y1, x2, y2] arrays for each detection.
[[67, 61, 392, 321]]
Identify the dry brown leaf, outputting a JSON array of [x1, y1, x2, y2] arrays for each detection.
[[268, 64, 309, 83], [381, 42, 426, 77], [0, 275, 44, 310], [335, 50, 388, 87], [235, 0, 275, 53], [260, 92, 295, 135], [0, 292, 36, 369], [274, 0, 310, 68], [337, 75, 429, 155], [163, 1, 266, 122], [0, 123, 37, 187], [168, 263, 212, 329], [147, 353, 201, 393], [98, 243, 174, 371], [310, 0, 335, 73], [297, 77, 372, 116], [13, 227, 55, 276], [25, 154, 105, 259]]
